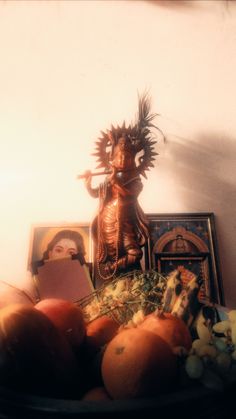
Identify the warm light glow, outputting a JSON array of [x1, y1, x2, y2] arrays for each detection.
[[0, 1, 235, 308]]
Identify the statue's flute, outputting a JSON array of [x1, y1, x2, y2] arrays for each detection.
[[77, 170, 111, 180], [77, 168, 132, 180]]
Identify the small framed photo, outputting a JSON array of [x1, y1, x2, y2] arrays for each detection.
[[145, 213, 224, 305], [27, 223, 94, 302], [28, 223, 92, 270]]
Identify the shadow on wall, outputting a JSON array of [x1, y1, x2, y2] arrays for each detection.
[[162, 132, 236, 307], [143, 0, 236, 12], [162, 132, 236, 211], [145, 0, 195, 9]]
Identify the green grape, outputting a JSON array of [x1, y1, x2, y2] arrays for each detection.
[[196, 322, 212, 343], [213, 320, 231, 335], [198, 343, 218, 359], [231, 323, 236, 345], [228, 310, 236, 323], [191, 338, 207, 355], [213, 337, 227, 353], [185, 354, 204, 379]]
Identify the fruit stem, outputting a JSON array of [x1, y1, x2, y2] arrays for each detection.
[[154, 307, 165, 318]]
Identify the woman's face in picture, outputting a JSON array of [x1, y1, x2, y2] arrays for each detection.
[[48, 238, 77, 259]]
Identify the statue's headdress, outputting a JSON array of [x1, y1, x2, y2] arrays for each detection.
[[92, 93, 164, 178]]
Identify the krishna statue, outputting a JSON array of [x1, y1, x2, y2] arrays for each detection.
[[79, 93, 162, 286]]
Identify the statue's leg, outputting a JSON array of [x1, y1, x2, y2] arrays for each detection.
[[107, 222, 143, 272], [99, 209, 143, 276], [124, 222, 142, 259]]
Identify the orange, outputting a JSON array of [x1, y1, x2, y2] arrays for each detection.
[[101, 328, 177, 399], [85, 315, 119, 355]]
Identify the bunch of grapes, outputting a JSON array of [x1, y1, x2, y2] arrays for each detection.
[[184, 309, 236, 392]]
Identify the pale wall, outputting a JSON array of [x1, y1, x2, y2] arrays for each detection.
[[0, 0, 235, 306]]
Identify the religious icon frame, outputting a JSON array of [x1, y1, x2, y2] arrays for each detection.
[[144, 212, 224, 305]]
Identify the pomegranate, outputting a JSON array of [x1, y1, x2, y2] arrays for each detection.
[[138, 310, 192, 351], [35, 298, 86, 350], [0, 303, 79, 397]]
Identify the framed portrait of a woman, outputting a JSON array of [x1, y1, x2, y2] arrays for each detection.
[[27, 223, 94, 302], [28, 222, 92, 270]]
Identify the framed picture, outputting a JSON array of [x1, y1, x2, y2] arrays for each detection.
[[145, 213, 224, 305], [27, 223, 94, 302], [28, 223, 92, 270]]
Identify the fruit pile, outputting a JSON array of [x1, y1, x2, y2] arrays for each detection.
[[0, 298, 191, 400], [0, 270, 235, 401]]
